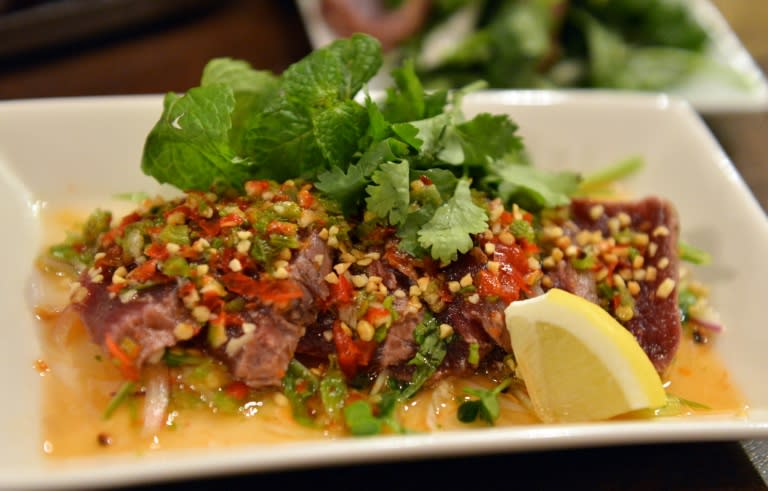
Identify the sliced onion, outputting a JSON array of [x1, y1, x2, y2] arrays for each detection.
[[689, 315, 724, 333], [142, 364, 170, 435]]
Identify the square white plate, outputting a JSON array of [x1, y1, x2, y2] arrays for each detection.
[[296, 0, 768, 113], [1, 91, 767, 490]]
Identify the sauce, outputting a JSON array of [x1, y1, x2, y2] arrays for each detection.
[[31, 206, 748, 458]]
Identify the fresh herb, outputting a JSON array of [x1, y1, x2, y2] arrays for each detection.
[[140, 33, 587, 265], [457, 378, 512, 425], [402, 0, 720, 92], [578, 155, 644, 194], [677, 286, 698, 324], [47, 208, 112, 273], [281, 359, 320, 427], [103, 381, 136, 420], [319, 355, 348, 422], [401, 314, 449, 399], [678, 241, 712, 265]]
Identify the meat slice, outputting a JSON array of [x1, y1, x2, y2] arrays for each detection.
[[566, 197, 682, 373], [290, 232, 332, 305], [547, 260, 598, 304], [73, 278, 190, 368], [225, 308, 306, 388], [221, 231, 334, 389], [373, 297, 423, 369]]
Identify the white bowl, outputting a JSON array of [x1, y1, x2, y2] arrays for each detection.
[[296, 0, 768, 113]]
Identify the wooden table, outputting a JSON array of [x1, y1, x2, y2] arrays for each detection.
[[1, 1, 766, 489]]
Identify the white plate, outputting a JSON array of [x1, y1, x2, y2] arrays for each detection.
[[1, 92, 767, 490], [296, 0, 768, 113]]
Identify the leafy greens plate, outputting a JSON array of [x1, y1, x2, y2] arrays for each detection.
[[1, 91, 767, 490], [296, 0, 768, 113]]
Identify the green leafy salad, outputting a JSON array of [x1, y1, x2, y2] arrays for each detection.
[[388, 0, 739, 92]]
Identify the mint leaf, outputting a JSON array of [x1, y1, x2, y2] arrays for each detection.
[[418, 179, 488, 264], [141, 87, 250, 191], [244, 102, 321, 181], [366, 160, 411, 225], [282, 33, 382, 108], [314, 100, 370, 167], [201, 57, 279, 96], [244, 34, 383, 179], [201, 57, 279, 152]]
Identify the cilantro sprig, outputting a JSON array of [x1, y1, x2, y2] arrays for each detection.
[[141, 33, 581, 265]]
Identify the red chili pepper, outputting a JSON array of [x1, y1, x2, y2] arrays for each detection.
[[106, 282, 127, 294], [220, 272, 304, 304], [364, 306, 390, 326], [419, 174, 433, 186], [126, 259, 158, 282], [245, 180, 271, 196], [100, 212, 141, 247], [329, 274, 354, 305], [197, 218, 221, 237], [163, 205, 192, 221], [224, 381, 250, 401], [522, 211, 534, 223], [332, 321, 377, 379], [267, 220, 297, 236], [499, 210, 514, 226], [219, 213, 245, 228], [477, 269, 521, 304], [144, 242, 169, 260], [492, 241, 530, 272], [297, 186, 315, 208], [104, 334, 139, 381]]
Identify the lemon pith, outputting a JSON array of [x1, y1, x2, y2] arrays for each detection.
[[504, 288, 666, 423]]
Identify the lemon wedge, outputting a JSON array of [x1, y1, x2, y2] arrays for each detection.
[[504, 288, 666, 423]]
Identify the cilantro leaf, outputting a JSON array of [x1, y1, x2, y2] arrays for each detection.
[[418, 179, 488, 264], [487, 162, 581, 210], [315, 138, 408, 215], [366, 160, 411, 225], [443, 113, 523, 166]]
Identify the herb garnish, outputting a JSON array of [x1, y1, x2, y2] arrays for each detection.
[[141, 33, 579, 265]]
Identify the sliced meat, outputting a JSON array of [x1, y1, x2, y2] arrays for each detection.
[[221, 232, 333, 388], [373, 297, 423, 369], [224, 308, 306, 389], [568, 196, 682, 373], [73, 278, 190, 367], [290, 232, 332, 304], [461, 300, 511, 353], [295, 312, 336, 363], [547, 260, 598, 304]]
